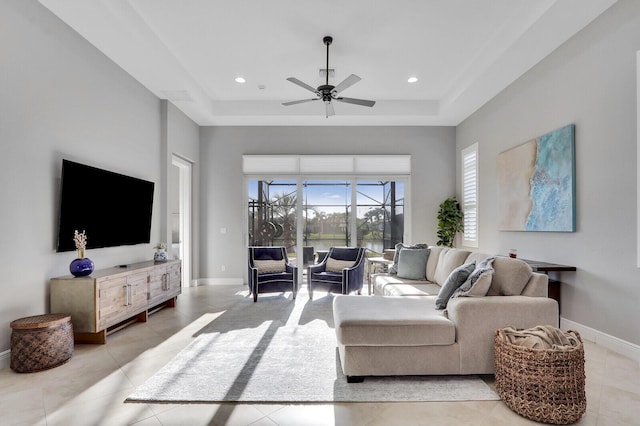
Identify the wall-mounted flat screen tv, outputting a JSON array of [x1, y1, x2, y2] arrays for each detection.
[[56, 159, 155, 252]]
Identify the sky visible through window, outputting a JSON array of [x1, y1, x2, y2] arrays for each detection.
[[248, 179, 405, 252], [248, 180, 404, 215]]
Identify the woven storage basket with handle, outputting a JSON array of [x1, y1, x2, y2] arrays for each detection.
[[494, 327, 586, 424]]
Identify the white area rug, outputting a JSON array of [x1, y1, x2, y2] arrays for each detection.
[[126, 291, 499, 403]]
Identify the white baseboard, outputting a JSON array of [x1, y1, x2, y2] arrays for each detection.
[[561, 317, 640, 365], [0, 349, 10, 371], [193, 278, 244, 286]]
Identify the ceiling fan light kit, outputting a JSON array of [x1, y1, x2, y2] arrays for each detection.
[[283, 36, 376, 118]]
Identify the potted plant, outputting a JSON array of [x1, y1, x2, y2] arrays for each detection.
[[437, 197, 464, 247]]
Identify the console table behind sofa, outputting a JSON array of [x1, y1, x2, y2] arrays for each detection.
[[521, 259, 576, 314]]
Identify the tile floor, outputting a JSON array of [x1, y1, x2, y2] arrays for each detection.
[[1, 285, 639, 426]]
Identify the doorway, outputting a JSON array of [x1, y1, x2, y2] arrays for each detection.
[[172, 155, 192, 287]]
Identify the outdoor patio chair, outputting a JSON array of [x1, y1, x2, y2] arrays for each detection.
[[303, 246, 315, 266]]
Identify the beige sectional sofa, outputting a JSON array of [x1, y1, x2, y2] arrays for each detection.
[[332, 246, 559, 382]]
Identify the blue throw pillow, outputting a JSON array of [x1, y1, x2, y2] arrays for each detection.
[[435, 261, 476, 310], [396, 248, 430, 280], [389, 242, 429, 275]]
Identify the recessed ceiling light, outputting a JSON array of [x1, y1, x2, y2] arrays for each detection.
[[407, 76, 418, 83], [235, 77, 246, 84]]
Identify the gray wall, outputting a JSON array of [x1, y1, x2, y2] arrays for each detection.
[[199, 126, 456, 280], [6, 0, 637, 360], [456, 0, 640, 346], [0, 1, 198, 355], [163, 101, 201, 281]]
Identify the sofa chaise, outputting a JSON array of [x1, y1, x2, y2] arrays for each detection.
[[332, 246, 559, 382]]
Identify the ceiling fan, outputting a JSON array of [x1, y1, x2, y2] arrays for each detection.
[[282, 36, 376, 118]]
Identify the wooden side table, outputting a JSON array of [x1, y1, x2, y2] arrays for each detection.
[[10, 313, 74, 373]]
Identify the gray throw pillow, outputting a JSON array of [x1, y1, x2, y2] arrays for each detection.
[[389, 242, 429, 275], [451, 256, 496, 299], [435, 261, 476, 310], [459, 257, 495, 287], [452, 269, 494, 298], [476, 256, 496, 270], [396, 248, 430, 280]]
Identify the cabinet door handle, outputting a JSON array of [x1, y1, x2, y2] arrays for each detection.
[[161, 273, 166, 291], [123, 285, 129, 306]]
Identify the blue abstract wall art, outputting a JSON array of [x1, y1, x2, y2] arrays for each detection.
[[497, 124, 576, 232]]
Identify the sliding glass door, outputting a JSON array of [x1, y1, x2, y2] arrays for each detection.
[[244, 155, 410, 284], [302, 180, 351, 251], [248, 180, 298, 255], [248, 178, 405, 269], [356, 180, 404, 254]]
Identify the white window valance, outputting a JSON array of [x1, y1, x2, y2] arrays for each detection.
[[242, 155, 411, 175]]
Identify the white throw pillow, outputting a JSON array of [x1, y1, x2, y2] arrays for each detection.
[[325, 257, 354, 272], [254, 259, 285, 274]]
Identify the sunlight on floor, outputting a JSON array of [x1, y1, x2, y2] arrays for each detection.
[[0, 285, 638, 426]]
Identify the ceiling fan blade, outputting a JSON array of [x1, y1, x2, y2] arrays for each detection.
[[325, 102, 335, 118], [332, 74, 361, 94], [286, 77, 318, 94], [336, 97, 376, 107], [282, 98, 318, 106]]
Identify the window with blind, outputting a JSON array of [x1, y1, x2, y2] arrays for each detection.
[[244, 155, 410, 264], [461, 144, 478, 248]]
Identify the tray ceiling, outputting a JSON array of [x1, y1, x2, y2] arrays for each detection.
[[39, 0, 617, 125]]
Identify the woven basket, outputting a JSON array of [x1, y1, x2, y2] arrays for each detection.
[[494, 328, 586, 424], [10, 314, 74, 373]]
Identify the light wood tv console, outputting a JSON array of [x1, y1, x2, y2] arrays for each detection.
[[50, 259, 181, 344]]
